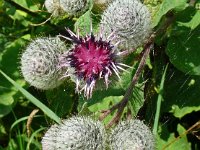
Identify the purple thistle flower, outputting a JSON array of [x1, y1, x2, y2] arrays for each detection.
[[58, 27, 130, 99]]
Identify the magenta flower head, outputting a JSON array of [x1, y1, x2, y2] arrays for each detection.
[[58, 27, 129, 99]]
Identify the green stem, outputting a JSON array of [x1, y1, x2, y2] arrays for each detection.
[[153, 64, 168, 135]]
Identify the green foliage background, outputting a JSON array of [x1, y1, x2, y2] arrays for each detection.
[[0, 0, 200, 149]]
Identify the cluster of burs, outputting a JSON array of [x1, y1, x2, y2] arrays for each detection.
[[21, 0, 152, 92], [20, 0, 153, 149], [42, 116, 155, 150]]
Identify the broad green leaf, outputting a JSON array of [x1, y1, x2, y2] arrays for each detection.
[[88, 96, 123, 124], [0, 91, 15, 118], [77, 86, 124, 117], [170, 105, 200, 118], [0, 35, 30, 117], [157, 124, 191, 149], [0, 70, 61, 124], [178, 10, 200, 30], [128, 85, 144, 117], [46, 83, 74, 117], [85, 70, 144, 123], [74, 10, 101, 36], [119, 63, 145, 117], [163, 68, 200, 118], [145, 57, 200, 119], [166, 26, 200, 75], [152, 0, 188, 27], [75, 11, 91, 36], [14, 0, 39, 11]]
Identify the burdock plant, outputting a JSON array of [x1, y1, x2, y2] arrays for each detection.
[[58, 27, 130, 99]]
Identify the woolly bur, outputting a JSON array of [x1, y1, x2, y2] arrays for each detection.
[[58, 27, 131, 99], [44, 0, 64, 16], [59, 0, 90, 16], [20, 37, 66, 90], [44, 0, 90, 16], [42, 116, 107, 150], [101, 0, 152, 49], [109, 119, 155, 150]]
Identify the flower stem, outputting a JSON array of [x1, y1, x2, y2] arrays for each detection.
[[99, 39, 154, 128], [153, 64, 168, 135]]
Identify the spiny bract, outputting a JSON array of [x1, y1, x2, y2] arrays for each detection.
[[42, 116, 107, 150], [60, 0, 90, 16], [21, 37, 66, 90], [58, 28, 130, 99], [101, 0, 152, 49], [110, 119, 155, 150]]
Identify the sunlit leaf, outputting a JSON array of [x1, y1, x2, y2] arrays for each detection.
[[178, 10, 200, 30], [152, 0, 188, 27], [157, 124, 191, 149]]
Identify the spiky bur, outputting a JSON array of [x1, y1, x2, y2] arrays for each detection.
[[58, 28, 130, 99], [44, 0, 64, 16], [59, 0, 90, 16], [21, 37, 66, 90], [42, 116, 107, 150], [101, 0, 152, 49], [109, 119, 155, 150]]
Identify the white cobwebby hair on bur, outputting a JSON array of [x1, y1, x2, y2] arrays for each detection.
[[100, 0, 152, 50]]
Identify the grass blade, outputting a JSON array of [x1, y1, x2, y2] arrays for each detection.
[[0, 70, 61, 124]]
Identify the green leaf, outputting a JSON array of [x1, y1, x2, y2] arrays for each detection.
[[88, 96, 123, 124], [0, 70, 61, 124], [152, 0, 188, 27], [75, 11, 91, 36], [13, 0, 39, 11], [74, 10, 101, 36], [46, 83, 74, 117], [166, 26, 200, 75], [170, 105, 200, 119], [178, 10, 200, 30], [0, 35, 29, 117], [163, 68, 200, 118], [157, 124, 191, 149]]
